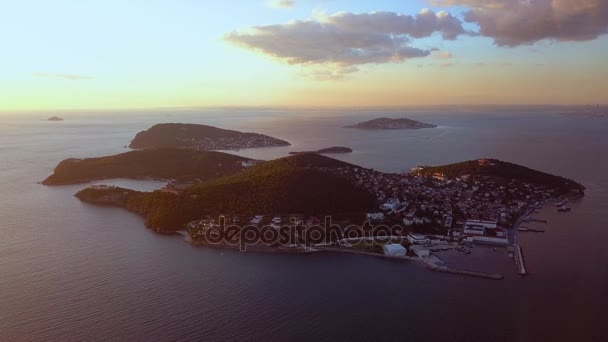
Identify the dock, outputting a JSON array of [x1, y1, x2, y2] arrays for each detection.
[[518, 228, 545, 233], [428, 266, 503, 280], [514, 245, 528, 275]]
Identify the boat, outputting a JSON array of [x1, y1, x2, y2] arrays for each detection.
[[555, 199, 568, 207], [558, 206, 571, 212]]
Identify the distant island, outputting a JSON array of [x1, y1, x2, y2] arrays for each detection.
[[345, 117, 436, 130], [289, 147, 353, 155], [129, 123, 291, 151], [48, 116, 64, 121], [42, 148, 252, 186]]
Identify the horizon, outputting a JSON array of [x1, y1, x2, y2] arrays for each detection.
[[2, 0, 607, 111]]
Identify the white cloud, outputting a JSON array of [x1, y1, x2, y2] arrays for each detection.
[[431, 0, 608, 46], [226, 9, 469, 79], [266, 0, 296, 9]]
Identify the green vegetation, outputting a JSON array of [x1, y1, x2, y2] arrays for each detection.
[[129, 123, 290, 150], [76, 153, 376, 233], [417, 159, 585, 194], [43, 148, 250, 185], [345, 117, 437, 129], [289, 147, 353, 155]]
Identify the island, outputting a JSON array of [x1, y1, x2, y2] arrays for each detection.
[[129, 123, 291, 150], [289, 147, 353, 155], [42, 148, 253, 186], [64, 153, 584, 278], [48, 116, 64, 121], [345, 117, 436, 130]]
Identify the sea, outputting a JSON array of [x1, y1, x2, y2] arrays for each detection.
[[1, 108, 607, 341]]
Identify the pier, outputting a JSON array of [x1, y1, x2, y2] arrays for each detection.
[[514, 245, 527, 275], [428, 265, 504, 280]]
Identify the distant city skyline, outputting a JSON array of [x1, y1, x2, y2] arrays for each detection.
[[1, 0, 607, 111]]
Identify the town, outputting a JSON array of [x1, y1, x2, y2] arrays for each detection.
[[187, 159, 579, 279]]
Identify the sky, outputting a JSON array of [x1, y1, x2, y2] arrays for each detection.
[[1, 0, 607, 111]]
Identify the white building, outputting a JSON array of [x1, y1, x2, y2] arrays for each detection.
[[407, 234, 430, 245], [241, 161, 254, 168], [367, 212, 385, 222], [250, 215, 264, 225], [463, 219, 498, 236], [411, 245, 431, 257], [382, 244, 407, 256], [380, 198, 401, 211]]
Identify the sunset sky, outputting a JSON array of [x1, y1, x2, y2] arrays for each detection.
[[1, 0, 607, 111]]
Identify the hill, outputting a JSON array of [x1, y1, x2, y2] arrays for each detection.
[[289, 146, 353, 155], [43, 148, 251, 185], [413, 159, 585, 195], [346, 117, 436, 130], [129, 123, 290, 150], [76, 153, 376, 233]]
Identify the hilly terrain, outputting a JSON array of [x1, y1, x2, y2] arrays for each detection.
[[346, 117, 437, 130], [43, 148, 251, 185], [129, 123, 290, 150], [413, 159, 585, 195], [75, 153, 376, 233]]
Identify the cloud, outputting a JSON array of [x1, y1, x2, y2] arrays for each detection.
[[226, 9, 469, 78], [33, 72, 94, 80], [266, 0, 295, 9], [432, 0, 608, 46], [432, 50, 453, 59]]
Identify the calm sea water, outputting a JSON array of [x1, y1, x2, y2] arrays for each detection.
[[1, 108, 607, 341]]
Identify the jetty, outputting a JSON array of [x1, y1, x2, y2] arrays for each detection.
[[428, 266, 503, 280], [514, 245, 528, 275], [518, 228, 545, 233]]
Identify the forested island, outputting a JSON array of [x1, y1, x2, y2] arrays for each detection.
[[75, 153, 375, 233], [346, 118, 436, 130], [129, 123, 290, 150], [42, 148, 251, 185], [48, 116, 64, 121], [289, 147, 353, 155], [64, 151, 585, 235]]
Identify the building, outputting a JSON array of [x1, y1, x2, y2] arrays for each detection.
[[411, 245, 431, 257], [382, 244, 407, 256], [367, 212, 385, 222], [250, 215, 264, 225], [407, 234, 430, 245], [380, 198, 401, 211], [463, 219, 497, 236]]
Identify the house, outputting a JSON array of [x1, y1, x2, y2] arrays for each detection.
[[241, 161, 254, 168], [250, 215, 264, 225], [382, 244, 407, 256], [403, 217, 414, 226], [463, 219, 497, 236], [380, 197, 401, 211], [407, 234, 430, 245], [411, 245, 431, 257], [367, 212, 385, 222]]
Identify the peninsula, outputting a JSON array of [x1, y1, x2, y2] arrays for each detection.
[[42, 148, 252, 185], [48, 116, 64, 121], [289, 147, 353, 155], [129, 123, 290, 150], [345, 117, 436, 130]]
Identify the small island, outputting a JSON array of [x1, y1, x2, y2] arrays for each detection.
[[48, 116, 64, 121], [289, 147, 353, 155], [129, 123, 291, 151], [346, 117, 436, 130]]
